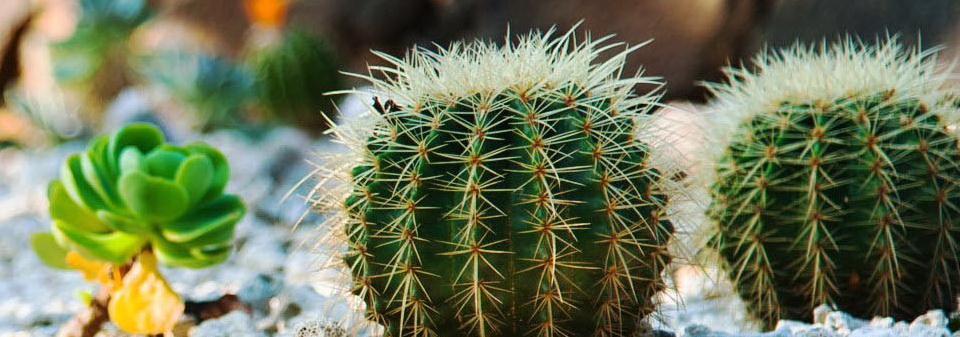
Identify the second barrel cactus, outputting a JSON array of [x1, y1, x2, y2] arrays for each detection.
[[250, 28, 342, 132], [704, 38, 960, 328], [311, 29, 674, 336]]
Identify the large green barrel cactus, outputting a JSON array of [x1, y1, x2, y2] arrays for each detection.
[[32, 123, 245, 268], [310, 29, 674, 337], [704, 38, 960, 329], [250, 28, 342, 132]]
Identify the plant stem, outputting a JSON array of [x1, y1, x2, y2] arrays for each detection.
[[55, 288, 110, 337]]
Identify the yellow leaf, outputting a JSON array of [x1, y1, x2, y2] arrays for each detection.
[[65, 251, 112, 286], [108, 250, 184, 334]]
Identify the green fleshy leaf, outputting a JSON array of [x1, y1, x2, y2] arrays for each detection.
[[118, 147, 144, 176], [52, 220, 145, 264], [97, 210, 150, 235], [160, 195, 243, 244], [80, 152, 119, 209], [107, 123, 164, 172], [142, 149, 186, 180], [118, 171, 189, 222], [185, 143, 229, 203], [174, 155, 214, 204], [152, 239, 228, 268], [60, 154, 108, 211], [49, 180, 110, 232], [192, 245, 231, 263], [30, 232, 71, 269]]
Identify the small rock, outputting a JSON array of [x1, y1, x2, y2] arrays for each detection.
[[847, 326, 899, 337], [813, 305, 833, 324], [239, 273, 284, 312], [913, 311, 949, 328], [791, 326, 837, 337], [191, 311, 265, 337], [291, 319, 346, 337], [822, 309, 866, 333], [869, 316, 895, 329], [682, 324, 787, 337], [236, 235, 287, 273]]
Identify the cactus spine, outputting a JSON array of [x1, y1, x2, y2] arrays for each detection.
[[704, 38, 960, 329], [311, 29, 674, 337]]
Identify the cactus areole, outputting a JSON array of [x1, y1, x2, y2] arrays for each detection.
[[705, 38, 960, 329], [316, 29, 674, 336]]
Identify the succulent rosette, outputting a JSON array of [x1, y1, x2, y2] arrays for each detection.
[[33, 123, 245, 268]]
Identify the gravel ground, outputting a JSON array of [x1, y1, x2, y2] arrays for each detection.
[[1, 98, 959, 337]]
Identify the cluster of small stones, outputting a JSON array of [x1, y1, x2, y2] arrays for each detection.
[[683, 305, 957, 337]]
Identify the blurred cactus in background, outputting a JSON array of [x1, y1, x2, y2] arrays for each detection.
[[141, 52, 256, 132], [30, 123, 245, 334], [249, 28, 342, 134], [309, 28, 676, 337], [52, 0, 152, 113], [703, 38, 960, 329]]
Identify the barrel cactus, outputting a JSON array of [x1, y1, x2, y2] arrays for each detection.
[[309, 29, 675, 336], [704, 38, 960, 329], [32, 122, 244, 268], [250, 28, 341, 132]]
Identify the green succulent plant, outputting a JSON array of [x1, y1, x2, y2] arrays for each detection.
[[250, 28, 342, 132], [52, 0, 152, 110], [310, 29, 674, 337], [141, 52, 255, 131], [31, 123, 245, 268], [704, 38, 960, 329]]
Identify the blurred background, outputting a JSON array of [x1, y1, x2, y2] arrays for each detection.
[[1, 0, 959, 144], [0, 0, 959, 336]]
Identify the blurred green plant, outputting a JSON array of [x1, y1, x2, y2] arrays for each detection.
[[52, 0, 152, 111], [2, 89, 85, 145], [141, 52, 255, 131], [249, 28, 341, 133]]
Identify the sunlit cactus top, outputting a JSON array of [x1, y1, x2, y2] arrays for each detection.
[[38, 123, 245, 268], [310, 28, 676, 337], [703, 38, 960, 328]]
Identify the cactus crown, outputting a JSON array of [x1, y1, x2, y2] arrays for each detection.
[[703, 37, 960, 328], [704, 37, 954, 153], [32, 123, 245, 269], [310, 28, 675, 337]]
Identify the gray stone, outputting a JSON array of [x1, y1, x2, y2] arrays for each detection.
[[191, 311, 266, 337], [290, 318, 346, 337], [239, 273, 284, 312], [791, 326, 838, 337]]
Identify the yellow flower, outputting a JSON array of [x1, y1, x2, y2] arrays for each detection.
[[108, 251, 184, 334]]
